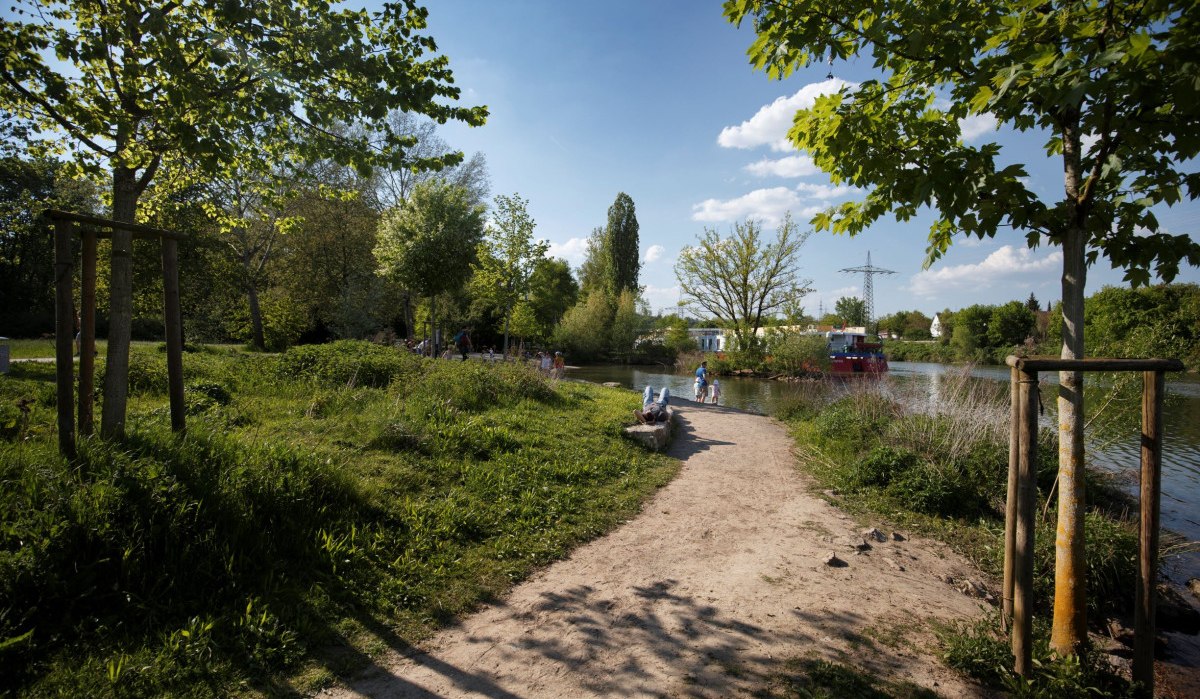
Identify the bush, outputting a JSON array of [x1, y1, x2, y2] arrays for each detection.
[[275, 340, 422, 388], [853, 446, 917, 488]]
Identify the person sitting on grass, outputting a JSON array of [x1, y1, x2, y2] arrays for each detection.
[[633, 385, 671, 424]]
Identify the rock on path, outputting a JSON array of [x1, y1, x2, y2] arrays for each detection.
[[321, 400, 990, 698]]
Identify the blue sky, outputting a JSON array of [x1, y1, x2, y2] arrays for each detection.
[[418, 1, 1199, 319]]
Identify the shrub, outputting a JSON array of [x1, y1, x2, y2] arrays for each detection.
[[854, 446, 917, 488], [275, 340, 422, 388]]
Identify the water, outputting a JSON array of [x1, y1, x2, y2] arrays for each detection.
[[568, 361, 1200, 583]]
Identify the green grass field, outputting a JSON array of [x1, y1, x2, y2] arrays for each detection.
[[0, 341, 677, 697]]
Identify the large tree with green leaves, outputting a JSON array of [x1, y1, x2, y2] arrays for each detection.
[[833, 297, 866, 327], [606, 192, 641, 296], [376, 181, 485, 355], [470, 193, 549, 355], [675, 215, 813, 356], [1, 0, 485, 437], [726, 0, 1200, 654]]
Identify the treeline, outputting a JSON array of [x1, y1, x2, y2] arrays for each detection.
[[1, 150, 665, 362], [884, 285, 1199, 369]]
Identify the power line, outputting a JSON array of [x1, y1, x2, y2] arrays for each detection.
[[839, 251, 895, 331]]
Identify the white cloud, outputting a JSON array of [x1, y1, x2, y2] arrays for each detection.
[[718, 78, 857, 151], [794, 182, 855, 199], [958, 113, 999, 142], [547, 237, 589, 266], [906, 245, 1063, 298], [744, 154, 820, 178], [643, 244, 665, 263], [691, 187, 800, 225]]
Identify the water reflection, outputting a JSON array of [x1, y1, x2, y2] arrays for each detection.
[[568, 361, 1200, 582]]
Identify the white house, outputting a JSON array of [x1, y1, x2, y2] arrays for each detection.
[[689, 328, 727, 352]]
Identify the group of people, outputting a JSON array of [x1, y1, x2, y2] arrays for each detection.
[[692, 360, 720, 404], [537, 350, 566, 379], [633, 360, 723, 425]]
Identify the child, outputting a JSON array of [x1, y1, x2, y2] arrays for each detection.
[[708, 379, 721, 405], [694, 376, 705, 401]]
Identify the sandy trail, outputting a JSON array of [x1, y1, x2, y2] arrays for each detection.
[[322, 399, 991, 698]]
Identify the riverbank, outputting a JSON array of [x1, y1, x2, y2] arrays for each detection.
[[324, 398, 993, 698]]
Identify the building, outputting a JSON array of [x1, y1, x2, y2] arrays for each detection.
[[930, 313, 943, 338]]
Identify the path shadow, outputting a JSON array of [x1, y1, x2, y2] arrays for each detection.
[[665, 406, 737, 460]]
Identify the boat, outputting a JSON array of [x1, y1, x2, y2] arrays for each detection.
[[826, 331, 888, 375]]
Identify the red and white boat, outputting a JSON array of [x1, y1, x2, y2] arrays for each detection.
[[826, 331, 888, 375]]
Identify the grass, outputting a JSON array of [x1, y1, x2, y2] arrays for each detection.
[[773, 370, 1142, 697], [755, 655, 939, 698], [0, 341, 677, 697]]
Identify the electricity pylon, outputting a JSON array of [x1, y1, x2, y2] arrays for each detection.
[[839, 251, 895, 332]]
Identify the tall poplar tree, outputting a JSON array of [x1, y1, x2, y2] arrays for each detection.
[[0, 0, 486, 437], [606, 192, 641, 296]]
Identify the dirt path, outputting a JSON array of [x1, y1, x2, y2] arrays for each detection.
[[322, 399, 992, 698]]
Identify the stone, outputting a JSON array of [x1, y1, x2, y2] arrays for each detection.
[[884, 558, 906, 572], [824, 553, 848, 568], [892, 532, 906, 542], [1188, 578, 1200, 600], [863, 528, 887, 542], [602, 382, 622, 388], [622, 407, 675, 452]]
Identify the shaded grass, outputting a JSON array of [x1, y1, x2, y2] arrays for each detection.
[[755, 656, 939, 698], [1, 342, 676, 696]]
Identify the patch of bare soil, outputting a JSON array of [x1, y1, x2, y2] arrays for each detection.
[[320, 400, 993, 697]]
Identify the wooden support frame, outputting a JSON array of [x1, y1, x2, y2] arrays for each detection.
[[1003, 355, 1184, 696], [43, 209, 187, 457]]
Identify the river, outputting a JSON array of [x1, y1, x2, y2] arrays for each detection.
[[567, 361, 1200, 583]]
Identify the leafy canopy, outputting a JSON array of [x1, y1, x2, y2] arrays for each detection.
[[675, 214, 813, 354], [724, 0, 1200, 285]]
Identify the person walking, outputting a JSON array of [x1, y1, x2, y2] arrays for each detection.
[[552, 351, 565, 379]]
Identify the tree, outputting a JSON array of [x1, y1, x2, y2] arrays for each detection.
[[989, 301, 1037, 348], [1026, 292, 1041, 313], [726, 0, 1200, 654], [470, 193, 549, 354], [1, 0, 485, 437], [606, 192, 641, 296], [834, 297, 866, 327], [278, 190, 383, 341], [528, 257, 580, 342], [609, 289, 639, 362], [552, 291, 613, 361], [370, 111, 491, 211], [376, 181, 485, 355], [675, 215, 813, 356], [0, 156, 99, 335], [577, 227, 612, 298]]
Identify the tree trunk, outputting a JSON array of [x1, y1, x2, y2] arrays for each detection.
[[245, 278, 266, 351], [1051, 118, 1089, 656], [503, 304, 511, 357], [429, 295, 437, 357], [100, 166, 138, 438]]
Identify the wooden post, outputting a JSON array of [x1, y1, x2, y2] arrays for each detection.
[[161, 238, 186, 432], [1133, 370, 1164, 696], [53, 218, 75, 458], [1003, 366, 1020, 625], [78, 228, 97, 435], [1012, 368, 1039, 677]]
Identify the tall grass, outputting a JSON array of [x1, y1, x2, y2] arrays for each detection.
[[774, 370, 1141, 695], [1, 342, 676, 696]]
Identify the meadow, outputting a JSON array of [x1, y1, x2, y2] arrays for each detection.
[[0, 341, 676, 697]]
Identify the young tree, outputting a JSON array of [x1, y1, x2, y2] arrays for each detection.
[[726, 0, 1200, 653], [1, 0, 485, 437], [606, 192, 641, 296], [675, 215, 813, 356], [470, 193, 549, 354], [376, 181, 486, 355], [577, 226, 612, 299]]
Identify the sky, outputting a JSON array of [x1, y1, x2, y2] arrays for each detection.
[[409, 0, 1200, 321]]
